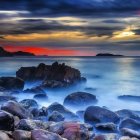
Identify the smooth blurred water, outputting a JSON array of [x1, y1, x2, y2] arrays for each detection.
[[0, 57, 140, 112]]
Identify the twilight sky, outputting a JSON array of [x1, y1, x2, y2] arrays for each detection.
[[0, 0, 140, 56]]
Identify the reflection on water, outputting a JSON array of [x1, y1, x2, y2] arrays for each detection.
[[0, 57, 140, 112]]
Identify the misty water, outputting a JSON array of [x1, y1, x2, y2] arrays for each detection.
[[0, 57, 140, 113]]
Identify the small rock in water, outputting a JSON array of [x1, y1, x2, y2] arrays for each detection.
[[93, 133, 118, 140], [33, 93, 48, 100], [24, 86, 46, 94], [120, 136, 139, 140], [118, 95, 140, 102]]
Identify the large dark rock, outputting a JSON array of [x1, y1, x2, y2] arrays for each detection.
[[0, 77, 24, 91], [13, 130, 31, 140], [31, 129, 64, 140], [48, 111, 65, 122], [63, 92, 97, 107], [47, 102, 78, 121], [84, 106, 120, 124], [19, 99, 38, 109], [119, 118, 140, 131], [16, 62, 85, 87], [16, 119, 50, 131], [1, 101, 30, 119], [0, 110, 14, 131], [116, 109, 140, 121]]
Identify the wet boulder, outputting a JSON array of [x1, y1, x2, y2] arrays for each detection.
[[119, 118, 140, 131], [95, 122, 117, 132], [13, 130, 31, 140], [116, 109, 140, 121], [0, 110, 14, 131], [48, 111, 65, 122], [47, 102, 78, 121], [93, 133, 118, 140], [0, 131, 11, 140], [31, 129, 65, 140], [1, 101, 30, 119], [84, 106, 120, 124], [63, 92, 97, 108], [121, 128, 140, 139], [120, 136, 139, 140], [20, 99, 38, 109], [0, 95, 16, 103], [0, 77, 24, 91], [16, 119, 51, 131]]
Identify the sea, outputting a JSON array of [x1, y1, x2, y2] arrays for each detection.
[[0, 56, 140, 112]]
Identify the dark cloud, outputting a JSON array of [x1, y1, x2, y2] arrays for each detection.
[[0, 0, 140, 17]]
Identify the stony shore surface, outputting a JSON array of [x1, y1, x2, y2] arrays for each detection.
[[0, 62, 140, 140]]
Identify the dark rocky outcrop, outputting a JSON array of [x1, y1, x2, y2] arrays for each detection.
[[84, 106, 120, 124], [0, 110, 14, 131], [16, 62, 86, 88], [63, 92, 97, 107], [96, 53, 123, 57], [1, 101, 30, 119], [0, 77, 24, 91]]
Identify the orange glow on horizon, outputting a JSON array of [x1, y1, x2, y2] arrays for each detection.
[[5, 46, 96, 56]]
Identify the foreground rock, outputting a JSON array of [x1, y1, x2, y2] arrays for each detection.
[[0, 131, 11, 140], [0, 110, 14, 131], [121, 128, 140, 139], [49, 121, 92, 140], [93, 133, 118, 140], [63, 92, 97, 108], [31, 129, 65, 140], [1, 101, 30, 119], [47, 102, 78, 121], [84, 106, 120, 124], [16, 119, 51, 131], [16, 62, 86, 88], [13, 130, 31, 140], [119, 118, 140, 131], [118, 95, 140, 102], [0, 77, 24, 91], [120, 136, 139, 140]]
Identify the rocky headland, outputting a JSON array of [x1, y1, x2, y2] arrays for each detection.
[[0, 62, 139, 140]]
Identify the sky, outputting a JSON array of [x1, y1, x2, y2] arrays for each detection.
[[0, 0, 140, 56]]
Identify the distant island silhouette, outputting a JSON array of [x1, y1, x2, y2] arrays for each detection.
[[96, 53, 124, 57], [0, 47, 35, 57]]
